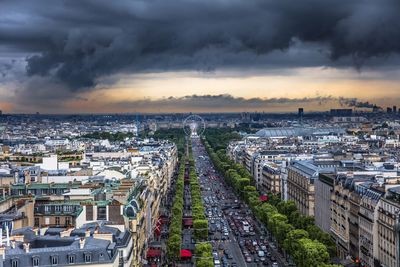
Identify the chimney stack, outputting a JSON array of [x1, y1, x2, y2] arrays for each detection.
[[60, 228, 73, 238], [23, 242, 30, 253], [79, 237, 85, 249], [33, 228, 39, 236]]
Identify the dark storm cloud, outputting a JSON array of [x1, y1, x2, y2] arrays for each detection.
[[1, 0, 400, 91], [117, 94, 361, 111]]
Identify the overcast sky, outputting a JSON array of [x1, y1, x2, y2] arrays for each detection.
[[1, 0, 400, 113]]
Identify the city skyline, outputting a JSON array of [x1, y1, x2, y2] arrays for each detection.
[[1, 0, 400, 113]]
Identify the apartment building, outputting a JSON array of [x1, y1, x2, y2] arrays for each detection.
[[315, 173, 334, 233], [349, 187, 362, 260], [377, 186, 400, 267], [287, 161, 319, 217], [330, 176, 351, 259], [261, 162, 282, 195], [359, 187, 383, 267]]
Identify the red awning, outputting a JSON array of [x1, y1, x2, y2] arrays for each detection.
[[146, 248, 161, 258], [259, 195, 268, 202], [183, 217, 193, 226], [155, 225, 161, 236], [180, 249, 192, 258]]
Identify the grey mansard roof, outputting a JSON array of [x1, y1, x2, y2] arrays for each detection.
[[255, 127, 345, 138], [2, 222, 131, 267], [3, 236, 117, 267]]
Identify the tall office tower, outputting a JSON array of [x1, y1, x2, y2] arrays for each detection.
[[298, 108, 304, 117]]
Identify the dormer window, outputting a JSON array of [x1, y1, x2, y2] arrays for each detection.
[[68, 254, 75, 264], [11, 259, 18, 267], [51, 255, 58, 266], [32, 257, 40, 267], [84, 253, 92, 263]]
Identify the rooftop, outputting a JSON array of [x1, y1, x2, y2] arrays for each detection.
[[255, 127, 345, 138]]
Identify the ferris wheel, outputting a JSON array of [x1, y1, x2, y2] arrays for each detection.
[[183, 115, 206, 137]]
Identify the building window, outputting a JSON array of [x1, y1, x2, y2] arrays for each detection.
[[55, 217, 60, 225], [64, 205, 72, 212], [51, 256, 58, 266], [34, 217, 40, 227], [65, 217, 71, 226], [68, 255, 75, 264], [45, 206, 51, 213], [97, 207, 107, 220], [32, 257, 39, 267], [55, 206, 61, 212], [84, 253, 91, 263], [11, 259, 18, 267]]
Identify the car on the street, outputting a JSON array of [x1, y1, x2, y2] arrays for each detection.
[[245, 256, 252, 263]]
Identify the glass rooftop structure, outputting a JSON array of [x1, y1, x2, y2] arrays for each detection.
[[255, 127, 345, 138]]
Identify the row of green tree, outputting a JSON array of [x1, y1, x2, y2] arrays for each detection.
[[195, 243, 214, 267], [203, 135, 338, 267], [188, 145, 209, 242], [188, 144, 213, 267], [166, 158, 185, 260], [152, 128, 186, 157]]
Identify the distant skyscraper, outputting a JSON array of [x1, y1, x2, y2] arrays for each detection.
[[298, 108, 304, 117], [0, 110, 2, 116], [393, 106, 397, 113], [387, 107, 392, 114]]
